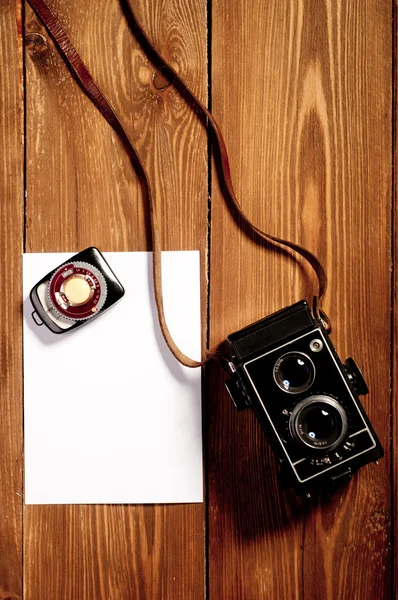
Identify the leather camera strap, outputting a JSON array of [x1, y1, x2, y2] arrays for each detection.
[[26, 0, 331, 368]]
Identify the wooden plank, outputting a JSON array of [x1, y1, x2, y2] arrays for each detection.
[[0, 2, 24, 599], [209, 1, 392, 598], [23, 0, 207, 598], [393, 1, 397, 597]]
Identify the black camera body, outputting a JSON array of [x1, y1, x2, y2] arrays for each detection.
[[225, 301, 383, 495]]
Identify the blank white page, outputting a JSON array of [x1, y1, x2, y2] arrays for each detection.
[[23, 251, 203, 504]]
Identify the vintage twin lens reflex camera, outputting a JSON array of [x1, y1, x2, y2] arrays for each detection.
[[225, 301, 383, 495]]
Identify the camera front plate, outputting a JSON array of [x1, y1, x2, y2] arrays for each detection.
[[242, 328, 377, 484]]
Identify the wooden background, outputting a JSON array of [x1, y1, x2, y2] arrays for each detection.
[[0, 0, 395, 598]]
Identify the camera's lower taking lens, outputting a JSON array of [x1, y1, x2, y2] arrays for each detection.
[[289, 395, 348, 451], [304, 408, 337, 440], [274, 352, 315, 394]]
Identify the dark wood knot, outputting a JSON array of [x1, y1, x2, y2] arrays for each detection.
[[25, 32, 48, 56], [152, 66, 172, 92]]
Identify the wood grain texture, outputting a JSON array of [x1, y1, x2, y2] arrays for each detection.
[[0, 0, 394, 597], [393, 2, 397, 597], [23, 0, 207, 598], [209, 1, 392, 599], [0, 2, 24, 599]]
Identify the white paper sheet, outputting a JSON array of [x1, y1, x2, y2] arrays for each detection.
[[23, 252, 203, 505]]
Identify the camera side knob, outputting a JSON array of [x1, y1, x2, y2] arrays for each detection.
[[344, 357, 369, 396]]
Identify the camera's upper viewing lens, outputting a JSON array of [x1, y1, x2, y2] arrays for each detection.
[[274, 352, 315, 394]]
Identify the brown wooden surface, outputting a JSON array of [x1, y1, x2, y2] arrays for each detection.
[[393, 2, 397, 599], [209, 1, 393, 599], [23, 1, 207, 599], [0, 0, 395, 598], [0, 2, 24, 600]]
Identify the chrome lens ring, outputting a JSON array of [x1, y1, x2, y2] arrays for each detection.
[[289, 395, 348, 452], [273, 352, 315, 394]]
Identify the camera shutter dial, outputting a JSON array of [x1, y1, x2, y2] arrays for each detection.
[[289, 395, 348, 452], [47, 261, 107, 320]]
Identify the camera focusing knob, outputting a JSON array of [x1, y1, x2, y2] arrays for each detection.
[[343, 358, 369, 396]]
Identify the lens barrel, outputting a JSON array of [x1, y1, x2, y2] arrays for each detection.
[[274, 352, 315, 394], [289, 395, 348, 451]]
